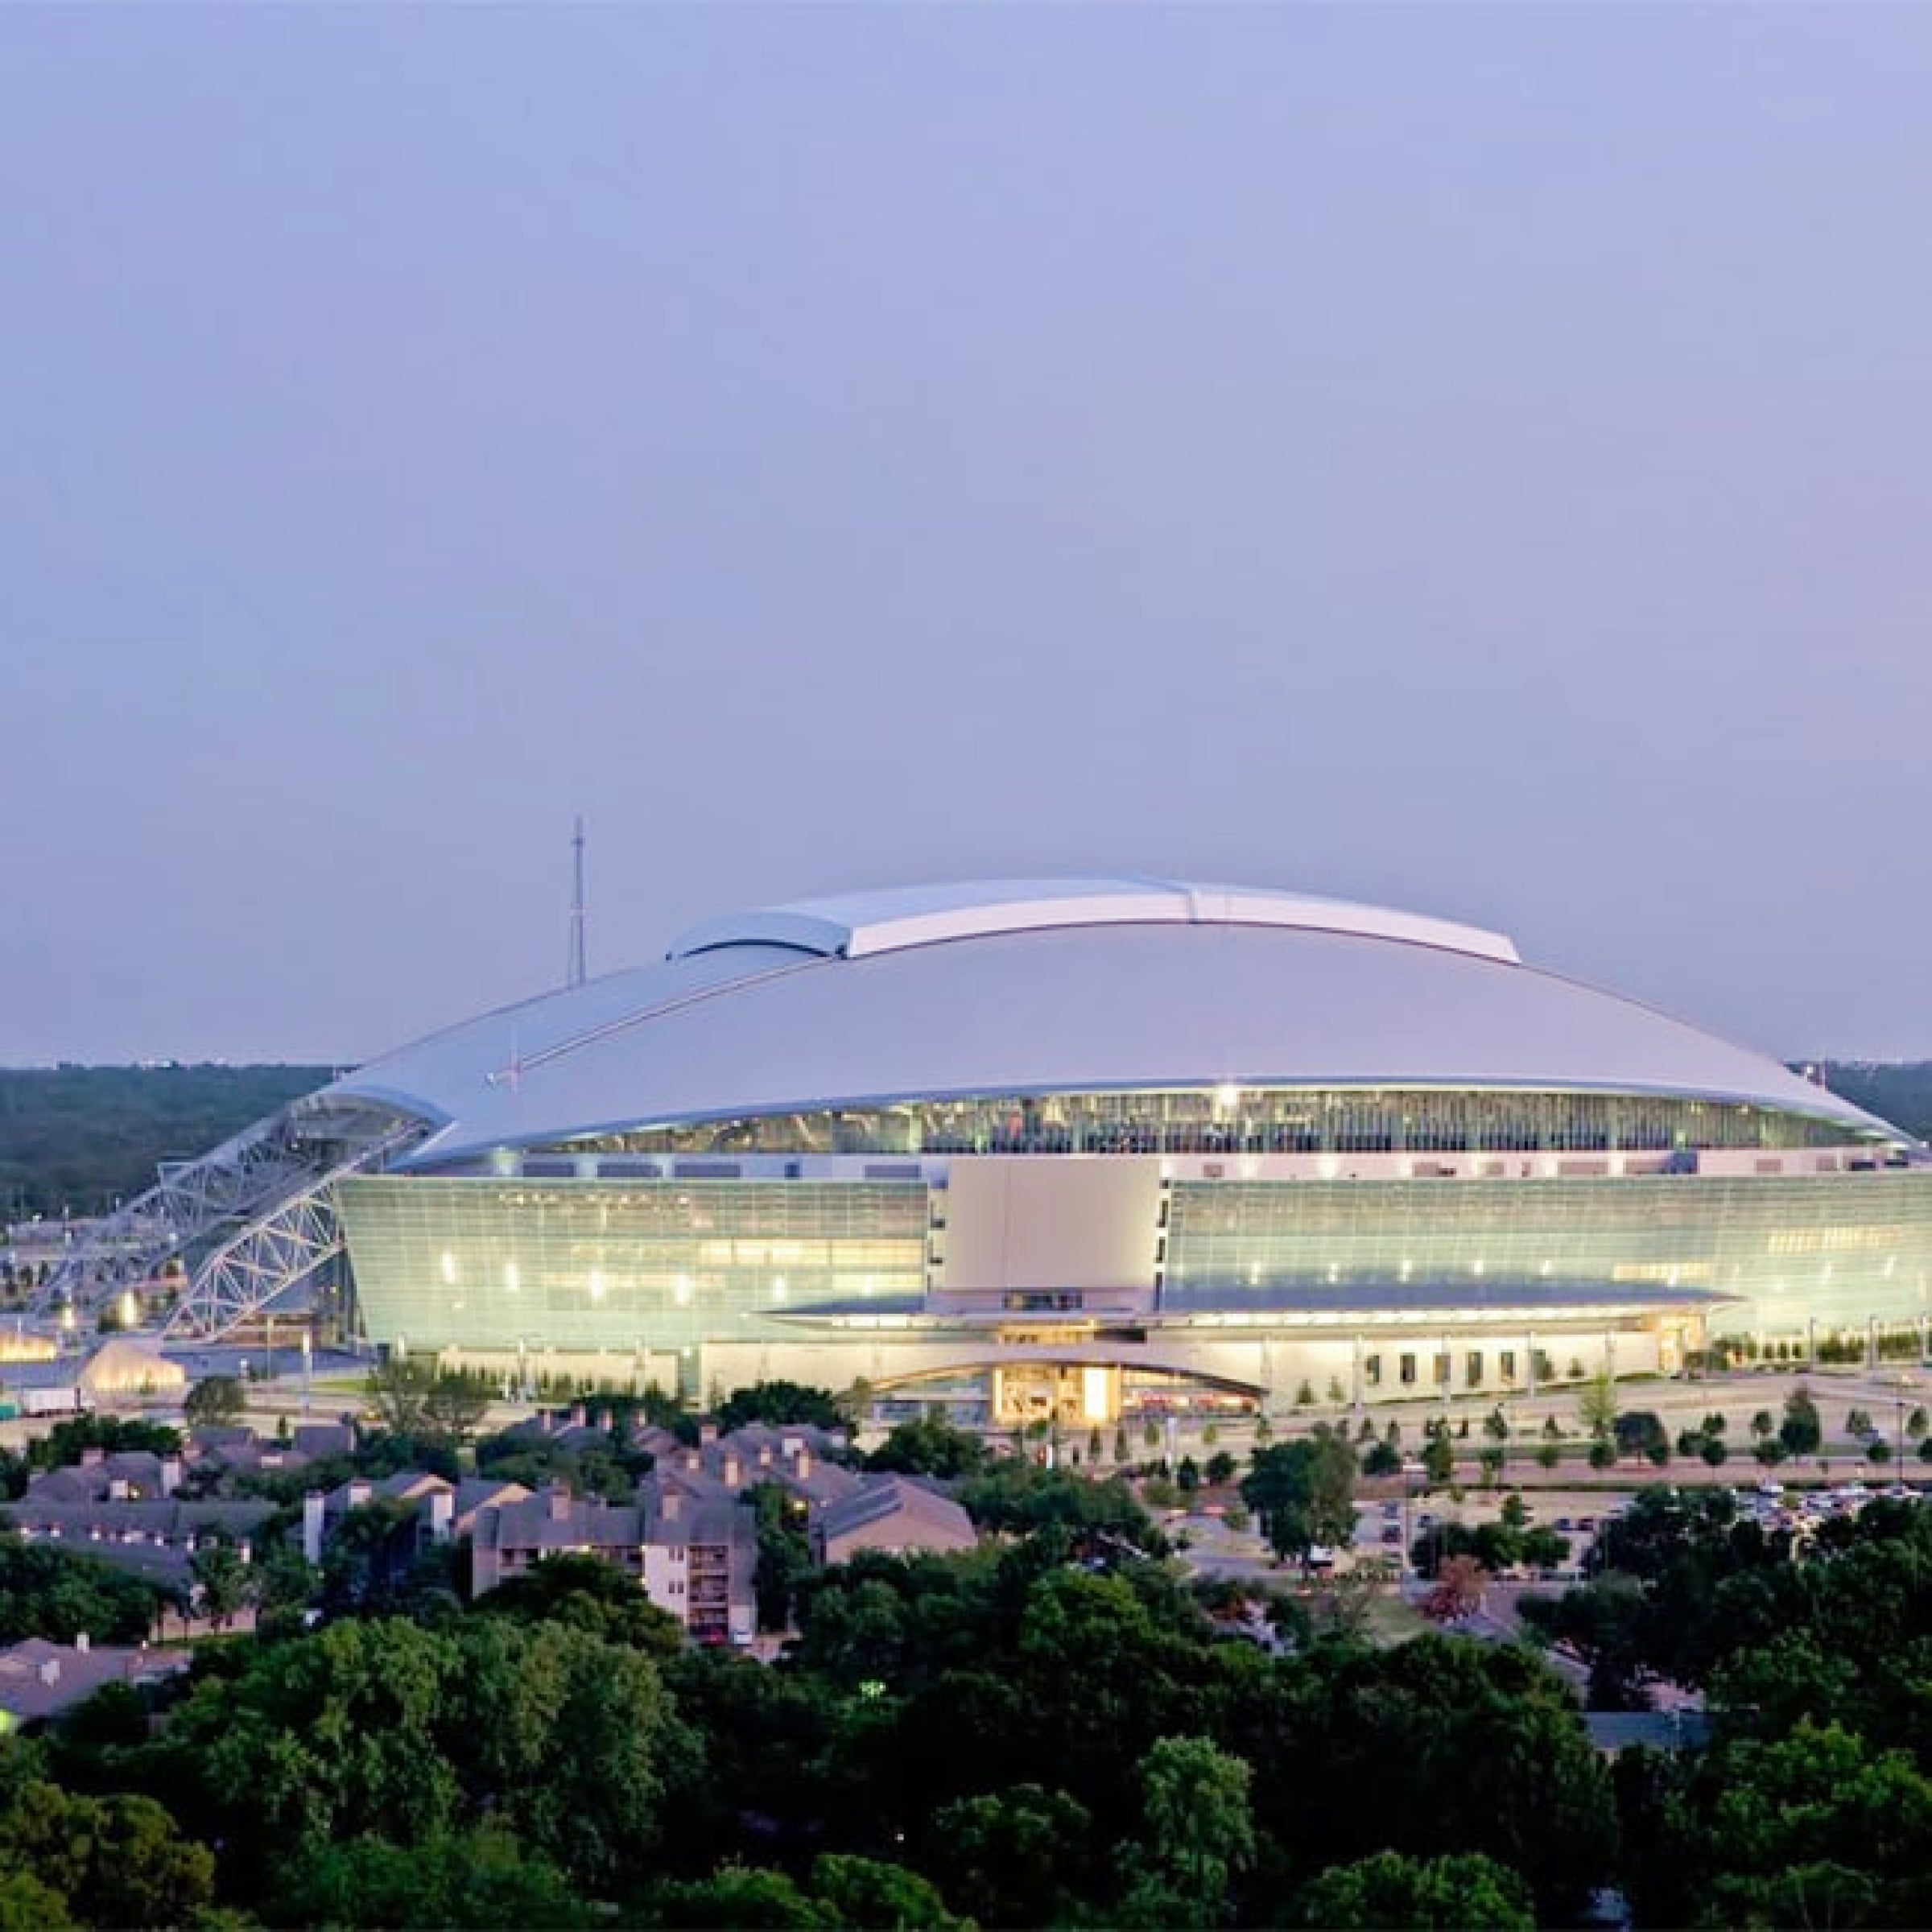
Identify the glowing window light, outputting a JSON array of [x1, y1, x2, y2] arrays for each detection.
[[504, 1261, 520, 1293], [673, 1276, 693, 1307], [440, 1252, 456, 1286], [588, 1269, 606, 1302], [1080, 1366, 1110, 1423]]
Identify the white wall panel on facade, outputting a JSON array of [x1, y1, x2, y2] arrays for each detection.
[[940, 1158, 1162, 1294]]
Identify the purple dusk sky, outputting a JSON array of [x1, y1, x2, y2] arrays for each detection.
[[3, 6, 1929, 1068]]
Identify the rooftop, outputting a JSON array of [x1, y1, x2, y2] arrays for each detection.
[[667, 877, 1521, 968]]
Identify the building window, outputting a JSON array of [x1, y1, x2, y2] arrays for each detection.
[[1364, 1353, 1382, 1387], [1399, 1352, 1417, 1385]]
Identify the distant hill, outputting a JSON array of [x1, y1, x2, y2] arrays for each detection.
[[0, 1064, 335, 1224], [1806, 1062, 1932, 1141]]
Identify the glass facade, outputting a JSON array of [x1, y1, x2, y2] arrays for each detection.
[[336, 1177, 928, 1356], [523, 1086, 1875, 1162], [1163, 1174, 1932, 1334]]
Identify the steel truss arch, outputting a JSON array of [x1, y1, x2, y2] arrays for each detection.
[[33, 1097, 427, 1340]]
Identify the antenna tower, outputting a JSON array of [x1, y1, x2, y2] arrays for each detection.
[[568, 815, 588, 988]]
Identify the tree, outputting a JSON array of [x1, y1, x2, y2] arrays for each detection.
[[1780, 1385, 1823, 1457], [1129, 1734, 1253, 1922], [1241, 1430, 1356, 1563], [924, 1784, 1095, 1929], [865, 1415, 986, 1479], [745, 1483, 815, 1633], [0, 1869, 73, 1932], [1520, 1572, 1652, 1709], [1295, 1851, 1534, 1930], [807, 1853, 963, 1930], [1613, 1411, 1670, 1467], [0, 1781, 215, 1931], [188, 1540, 256, 1630], [716, 1380, 843, 1432], [1695, 1721, 1932, 1928], [0, 1537, 164, 1644], [656, 1864, 827, 1929], [269, 1827, 592, 1930], [158, 1615, 696, 1904], [364, 1358, 492, 1447], [477, 1552, 686, 1657], [183, 1375, 245, 1426], [1420, 1432, 1455, 1487], [1423, 1554, 1487, 1624], [318, 1497, 427, 1616], [1578, 1371, 1618, 1441], [1362, 1439, 1401, 1478], [420, 1368, 495, 1443], [1253, 1636, 1616, 1921]]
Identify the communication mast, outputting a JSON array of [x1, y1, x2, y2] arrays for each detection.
[[568, 815, 588, 989]]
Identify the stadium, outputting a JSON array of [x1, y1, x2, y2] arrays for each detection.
[[47, 879, 1932, 1425]]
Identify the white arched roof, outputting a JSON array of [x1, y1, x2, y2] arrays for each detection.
[[667, 877, 1521, 967], [328, 879, 1897, 1162]]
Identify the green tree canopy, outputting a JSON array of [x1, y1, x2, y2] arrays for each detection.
[[1780, 1385, 1823, 1457], [923, 1783, 1095, 1929], [0, 1778, 214, 1931], [715, 1381, 843, 1432], [864, 1414, 987, 1479], [183, 1375, 246, 1427], [474, 1552, 685, 1657], [266, 1826, 592, 1930], [0, 1537, 163, 1645], [1240, 1428, 1357, 1561], [1294, 1850, 1534, 1930]]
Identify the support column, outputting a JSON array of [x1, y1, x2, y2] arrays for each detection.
[[1526, 1329, 1538, 1400], [1352, 1332, 1364, 1413]]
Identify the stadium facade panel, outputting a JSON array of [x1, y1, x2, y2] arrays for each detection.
[[321, 878, 1930, 1420]]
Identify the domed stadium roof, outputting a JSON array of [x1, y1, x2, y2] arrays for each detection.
[[328, 877, 1897, 1164]]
